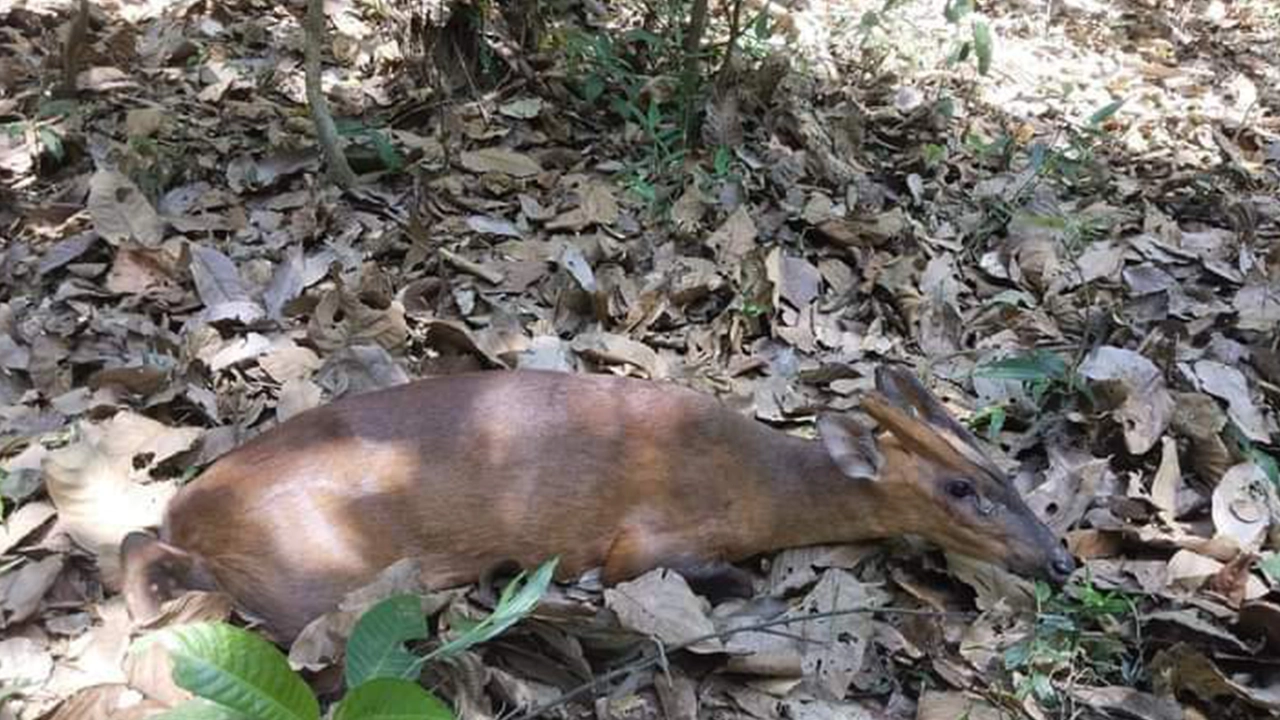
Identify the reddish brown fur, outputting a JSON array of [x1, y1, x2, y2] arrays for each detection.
[[124, 369, 1072, 642]]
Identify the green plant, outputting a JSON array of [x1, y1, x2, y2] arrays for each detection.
[[1226, 425, 1280, 486], [967, 404, 1006, 442], [973, 350, 1084, 407], [135, 558, 557, 719], [1003, 576, 1140, 707]]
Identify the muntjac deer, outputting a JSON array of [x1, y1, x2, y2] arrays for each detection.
[[121, 367, 1074, 642]]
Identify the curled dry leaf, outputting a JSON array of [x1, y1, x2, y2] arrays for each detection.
[[41, 412, 201, 578], [570, 332, 662, 378], [1078, 345, 1173, 455], [1149, 436, 1181, 517], [308, 285, 408, 353], [276, 378, 324, 422], [1170, 391, 1233, 487], [257, 338, 322, 384]]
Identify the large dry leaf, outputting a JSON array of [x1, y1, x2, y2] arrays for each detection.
[[105, 244, 182, 297], [1152, 644, 1280, 711], [0, 555, 64, 627], [570, 332, 662, 378], [1078, 345, 1173, 455], [766, 248, 822, 312], [308, 287, 408, 353], [0, 500, 56, 555], [1233, 282, 1280, 332], [88, 169, 165, 247], [44, 599, 133, 698], [1193, 360, 1271, 443], [1068, 686, 1181, 720], [706, 206, 757, 264], [42, 412, 201, 577], [258, 339, 322, 384], [188, 243, 265, 325], [604, 570, 722, 653], [459, 148, 542, 177], [916, 691, 1006, 720], [785, 570, 876, 698], [546, 180, 619, 231]]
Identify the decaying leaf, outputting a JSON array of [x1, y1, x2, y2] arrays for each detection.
[[570, 332, 663, 377], [1079, 345, 1173, 455], [604, 570, 722, 654], [1192, 360, 1272, 443], [88, 169, 165, 247], [0, 555, 64, 627], [1211, 463, 1274, 551], [459, 148, 543, 177]]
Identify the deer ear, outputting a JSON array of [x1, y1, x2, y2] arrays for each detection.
[[817, 413, 883, 481]]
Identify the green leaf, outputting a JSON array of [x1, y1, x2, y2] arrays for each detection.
[[1087, 99, 1125, 128], [345, 595, 430, 690], [143, 622, 319, 720], [1260, 553, 1280, 583], [972, 19, 993, 75], [944, 0, 972, 23], [334, 678, 454, 720], [969, 405, 1005, 441], [424, 558, 557, 663], [974, 352, 1066, 382]]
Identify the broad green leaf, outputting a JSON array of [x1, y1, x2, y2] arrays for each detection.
[[974, 352, 1066, 382], [143, 622, 318, 720], [334, 678, 453, 720], [345, 595, 430, 690], [972, 19, 993, 75], [424, 558, 557, 663]]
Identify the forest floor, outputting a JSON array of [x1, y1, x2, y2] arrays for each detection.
[[1, 0, 1279, 718]]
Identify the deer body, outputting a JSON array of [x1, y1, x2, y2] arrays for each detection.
[[122, 368, 1074, 642]]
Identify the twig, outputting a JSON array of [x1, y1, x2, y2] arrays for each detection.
[[503, 604, 973, 720], [303, 0, 357, 188], [439, 247, 505, 285]]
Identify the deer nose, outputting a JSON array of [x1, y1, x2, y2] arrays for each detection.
[[1048, 550, 1076, 584]]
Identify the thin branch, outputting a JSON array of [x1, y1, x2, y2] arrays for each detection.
[[504, 604, 973, 720]]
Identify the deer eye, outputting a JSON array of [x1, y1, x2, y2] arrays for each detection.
[[946, 479, 975, 499]]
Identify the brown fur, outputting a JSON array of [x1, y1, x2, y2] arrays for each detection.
[[121, 368, 1073, 642]]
